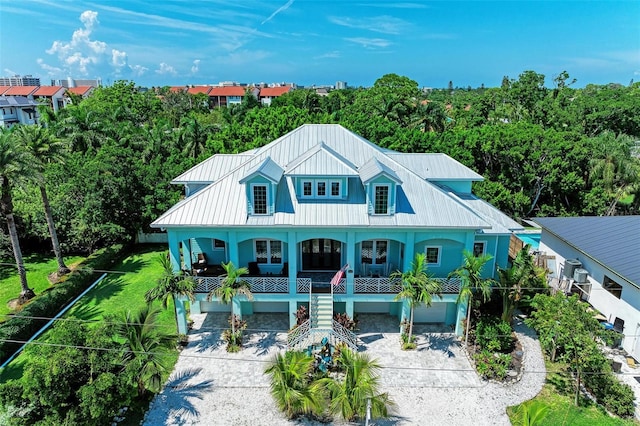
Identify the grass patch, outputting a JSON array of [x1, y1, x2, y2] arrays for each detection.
[[0, 254, 85, 318], [507, 364, 638, 426]]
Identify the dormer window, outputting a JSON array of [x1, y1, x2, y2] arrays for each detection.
[[252, 184, 268, 215], [299, 178, 344, 199], [317, 181, 326, 197], [303, 181, 312, 196], [373, 184, 390, 215], [331, 181, 340, 196]]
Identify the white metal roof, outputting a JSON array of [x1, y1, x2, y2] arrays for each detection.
[[285, 142, 358, 176], [153, 124, 510, 230], [240, 156, 283, 184], [387, 153, 484, 181], [171, 154, 252, 184], [359, 157, 402, 184]]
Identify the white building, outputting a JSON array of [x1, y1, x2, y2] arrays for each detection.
[[0, 96, 40, 128], [535, 216, 640, 359]]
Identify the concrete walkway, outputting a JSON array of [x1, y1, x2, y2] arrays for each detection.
[[143, 313, 546, 425]]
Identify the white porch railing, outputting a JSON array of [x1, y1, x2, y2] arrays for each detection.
[[287, 319, 358, 352], [436, 277, 461, 293], [296, 278, 311, 293], [195, 276, 288, 293], [354, 277, 401, 293]]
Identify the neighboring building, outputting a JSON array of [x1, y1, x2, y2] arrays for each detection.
[[2, 86, 38, 97], [0, 96, 40, 128], [208, 86, 258, 107], [335, 81, 347, 90], [51, 77, 102, 88], [33, 86, 66, 112], [152, 124, 522, 336], [259, 86, 292, 106], [65, 85, 95, 99], [0, 75, 41, 86], [535, 216, 640, 359], [187, 86, 212, 96]]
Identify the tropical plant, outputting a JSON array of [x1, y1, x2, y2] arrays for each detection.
[[497, 245, 546, 322], [144, 252, 196, 333], [117, 305, 175, 395], [320, 349, 395, 422], [391, 253, 442, 347], [264, 351, 326, 419], [207, 261, 252, 349], [449, 250, 493, 345], [0, 128, 36, 302], [14, 124, 70, 275], [516, 400, 549, 425]]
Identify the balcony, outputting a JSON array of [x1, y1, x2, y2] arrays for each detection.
[[195, 276, 289, 293]]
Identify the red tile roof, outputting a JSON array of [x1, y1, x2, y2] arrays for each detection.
[[66, 86, 93, 96], [0, 86, 10, 95], [33, 86, 65, 96], [209, 86, 248, 97], [3, 86, 38, 96], [260, 86, 292, 97], [187, 86, 212, 95], [169, 86, 187, 93]]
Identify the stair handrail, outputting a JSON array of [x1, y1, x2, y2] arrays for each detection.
[[331, 319, 358, 352], [287, 319, 311, 349]]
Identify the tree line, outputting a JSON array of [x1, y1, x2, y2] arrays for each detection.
[[1, 72, 638, 299]]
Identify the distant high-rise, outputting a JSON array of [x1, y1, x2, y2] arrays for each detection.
[[50, 77, 102, 88], [0, 74, 41, 86], [335, 81, 347, 90]]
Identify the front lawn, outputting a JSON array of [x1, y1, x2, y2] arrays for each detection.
[[0, 254, 85, 318]]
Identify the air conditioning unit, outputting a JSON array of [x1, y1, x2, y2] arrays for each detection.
[[564, 259, 581, 279], [573, 268, 589, 283]]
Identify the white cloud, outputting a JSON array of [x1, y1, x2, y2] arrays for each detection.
[[130, 65, 148, 77], [37, 58, 63, 75], [156, 62, 178, 76], [111, 49, 127, 68], [314, 51, 341, 59], [262, 0, 294, 25], [191, 59, 201, 74], [345, 37, 391, 49], [329, 16, 410, 35]]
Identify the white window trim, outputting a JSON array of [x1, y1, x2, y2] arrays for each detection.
[[299, 178, 343, 199], [251, 183, 269, 215], [254, 239, 282, 265], [473, 241, 487, 257], [425, 245, 441, 266], [372, 183, 391, 215]]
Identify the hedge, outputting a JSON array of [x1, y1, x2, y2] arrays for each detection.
[[0, 244, 127, 365]]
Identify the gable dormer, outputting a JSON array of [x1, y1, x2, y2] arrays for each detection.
[[239, 156, 283, 215], [285, 142, 358, 200], [359, 158, 402, 215]]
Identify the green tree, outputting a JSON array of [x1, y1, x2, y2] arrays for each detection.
[[0, 128, 36, 302], [449, 250, 493, 345], [207, 261, 252, 344], [144, 252, 196, 333], [497, 245, 545, 323], [14, 124, 70, 275], [392, 253, 442, 347], [320, 349, 395, 422], [264, 351, 326, 419], [117, 305, 175, 395]]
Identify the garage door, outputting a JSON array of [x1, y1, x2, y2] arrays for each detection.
[[199, 301, 231, 313], [354, 302, 391, 314], [252, 302, 288, 313], [413, 303, 447, 323]]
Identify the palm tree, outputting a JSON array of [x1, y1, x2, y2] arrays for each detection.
[[14, 124, 70, 275], [207, 261, 252, 341], [498, 245, 546, 323], [391, 253, 442, 345], [320, 349, 395, 422], [117, 305, 175, 395], [264, 351, 326, 419], [0, 128, 36, 302], [449, 250, 493, 345], [145, 252, 196, 333]]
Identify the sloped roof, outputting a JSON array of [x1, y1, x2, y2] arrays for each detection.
[[169, 86, 187, 93], [187, 86, 212, 95], [0, 87, 10, 95], [0, 96, 40, 107], [66, 86, 93, 96], [209, 86, 247, 96], [171, 154, 253, 184], [359, 157, 402, 184], [387, 153, 483, 181], [285, 142, 358, 176], [33, 86, 65, 96], [3, 86, 38, 96], [534, 216, 640, 287], [450, 190, 524, 234], [260, 86, 292, 97], [153, 124, 499, 230], [239, 156, 283, 184]]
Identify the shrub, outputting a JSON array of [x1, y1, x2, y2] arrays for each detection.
[[333, 312, 358, 331], [602, 379, 635, 417], [475, 317, 513, 353], [474, 349, 511, 380]]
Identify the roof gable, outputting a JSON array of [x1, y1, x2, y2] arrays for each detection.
[[285, 142, 358, 176], [239, 156, 283, 184], [260, 86, 291, 97], [187, 86, 212, 95], [66, 86, 93, 96], [359, 157, 402, 184], [33, 86, 65, 97]]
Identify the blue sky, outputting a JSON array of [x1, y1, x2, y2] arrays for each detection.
[[1, 1, 638, 88]]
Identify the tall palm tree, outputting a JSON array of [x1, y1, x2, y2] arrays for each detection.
[[14, 124, 70, 275], [498, 245, 546, 323], [449, 250, 493, 345], [264, 351, 326, 419], [117, 305, 175, 395], [145, 252, 196, 333], [320, 349, 395, 422], [207, 261, 252, 340], [0, 128, 36, 302], [391, 253, 442, 345]]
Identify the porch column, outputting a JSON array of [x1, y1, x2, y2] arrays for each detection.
[[346, 231, 355, 295], [228, 231, 239, 266], [455, 295, 468, 336], [168, 231, 181, 272], [191, 296, 202, 314], [402, 232, 415, 272], [175, 295, 189, 334], [345, 299, 354, 320], [289, 300, 298, 329], [288, 231, 297, 295]]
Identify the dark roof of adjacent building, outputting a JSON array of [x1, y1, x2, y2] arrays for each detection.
[[534, 216, 640, 286]]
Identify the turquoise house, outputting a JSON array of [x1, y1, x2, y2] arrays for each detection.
[[151, 124, 522, 337]]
